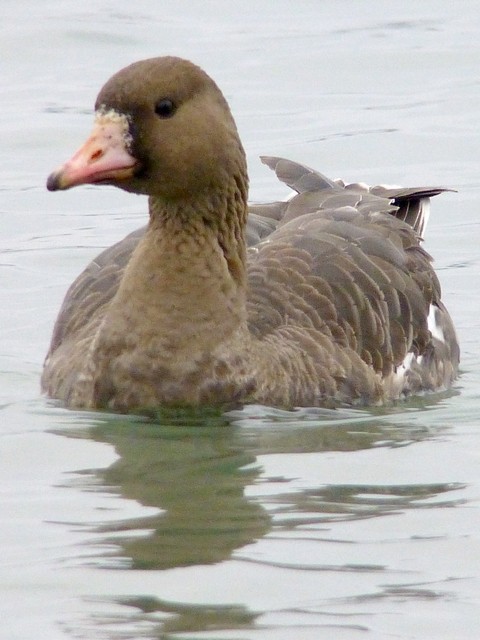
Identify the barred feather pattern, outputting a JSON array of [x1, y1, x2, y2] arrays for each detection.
[[43, 157, 459, 408]]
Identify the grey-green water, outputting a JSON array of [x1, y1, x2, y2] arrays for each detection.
[[2, 2, 480, 638]]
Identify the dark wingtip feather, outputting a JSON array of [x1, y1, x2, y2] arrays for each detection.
[[261, 156, 337, 193]]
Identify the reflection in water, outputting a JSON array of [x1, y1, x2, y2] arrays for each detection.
[[239, 481, 465, 578], [256, 482, 465, 534], [115, 596, 258, 637], [60, 397, 464, 638], [86, 410, 270, 569]]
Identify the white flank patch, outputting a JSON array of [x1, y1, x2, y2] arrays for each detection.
[[393, 352, 423, 386], [394, 303, 444, 386], [428, 303, 445, 343], [395, 351, 415, 383], [416, 198, 430, 239]]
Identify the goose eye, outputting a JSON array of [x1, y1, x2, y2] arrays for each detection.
[[155, 98, 176, 118]]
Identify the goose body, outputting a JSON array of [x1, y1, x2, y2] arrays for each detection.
[[43, 57, 459, 412]]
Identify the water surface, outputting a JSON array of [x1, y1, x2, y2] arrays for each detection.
[[2, 2, 480, 638]]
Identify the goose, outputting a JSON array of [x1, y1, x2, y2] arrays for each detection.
[[43, 56, 459, 413]]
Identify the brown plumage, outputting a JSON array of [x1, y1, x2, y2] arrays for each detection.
[[42, 56, 459, 413]]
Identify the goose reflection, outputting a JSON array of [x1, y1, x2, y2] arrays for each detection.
[[67, 396, 463, 571], [62, 396, 463, 637], [85, 409, 270, 569]]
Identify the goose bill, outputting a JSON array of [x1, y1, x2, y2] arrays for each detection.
[[46, 118, 138, 191]]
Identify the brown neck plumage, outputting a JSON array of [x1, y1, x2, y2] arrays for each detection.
[[147, 168, 249, 289]]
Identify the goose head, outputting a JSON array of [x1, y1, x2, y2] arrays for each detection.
[[47, 56, 247, 202]]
